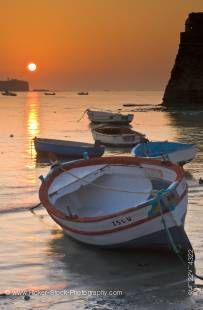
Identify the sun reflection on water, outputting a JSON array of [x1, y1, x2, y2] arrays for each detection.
[[26, 92, 40, 159], [28, 110, 39, 133]]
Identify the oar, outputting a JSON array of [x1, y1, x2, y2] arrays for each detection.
[[30, 202, 42, 213], [30, 154, 60, 214], [77, 109, 88, 122]]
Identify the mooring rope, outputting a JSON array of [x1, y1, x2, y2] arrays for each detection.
[[158, 198, 186, 266], [157, 195, 203, 282], [77, 109, 88, 122]]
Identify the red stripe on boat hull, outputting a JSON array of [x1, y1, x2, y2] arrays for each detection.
[[48, 192, 186, 236]]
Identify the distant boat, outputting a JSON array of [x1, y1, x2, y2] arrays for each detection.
[[44, 92, 56, 96], [123, 103, 137, 107], [87, 109, 134, 125], [78, 92, 88, 95], [2, 90, 17, 96], [39, 156, 193, 253], [131, 141, 198, 165], [34, 137, 105, 159], [33, 89, 49, 92], [91, 125, 147, 147]]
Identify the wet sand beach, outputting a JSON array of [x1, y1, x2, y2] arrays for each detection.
[[0, 91, 203, 309]]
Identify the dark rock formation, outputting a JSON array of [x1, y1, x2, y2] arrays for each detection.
[[0, 79, 29, 91], [163, 13, 203, 107]]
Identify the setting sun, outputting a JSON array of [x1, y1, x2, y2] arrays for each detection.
[[27, 63, 37, 72]]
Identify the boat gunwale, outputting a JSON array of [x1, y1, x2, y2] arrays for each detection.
[[34, 137, 104, 148], [87, 109, 134, 118], [132, 142, 197, 157], [39, 157, 185, 223]]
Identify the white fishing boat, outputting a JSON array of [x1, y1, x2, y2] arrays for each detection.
[[44, 92, 56, 96], [39, 156, 192, 253], [91, 125, 147, 147], [2, 90, 17, 96], [87, 109, 134, 124]]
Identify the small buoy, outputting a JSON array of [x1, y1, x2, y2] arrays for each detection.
[[199, 178, 203, 185], [24, 295, 30, 301], [10, 134, 14, 138]]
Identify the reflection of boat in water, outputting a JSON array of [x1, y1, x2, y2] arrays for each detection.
[[91, 125, 147, 147], [78, 92, 88, 95], [132, 141, 198, 166], [39, 156, 193, 254], [34, 137, 105, 159], [44, 92, 56, 95], [48, 232, 189, 294], [2, 90, 17, 96], [87, 109, 134, 125]]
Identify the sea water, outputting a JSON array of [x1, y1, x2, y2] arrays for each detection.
[[0, 91, 203, 309]]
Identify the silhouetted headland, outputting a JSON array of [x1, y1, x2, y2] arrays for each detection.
[[163, 13, 203, 109], [0, 78, 29, 91]]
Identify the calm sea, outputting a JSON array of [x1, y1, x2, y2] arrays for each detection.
[[0, 91, 203, 309]]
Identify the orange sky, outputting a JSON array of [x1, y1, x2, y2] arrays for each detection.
[[1, 0, 203, 90]]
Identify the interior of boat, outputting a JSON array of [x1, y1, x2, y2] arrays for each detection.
[[49, 164, 174, 218]]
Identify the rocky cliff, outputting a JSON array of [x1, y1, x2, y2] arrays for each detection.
[[163, 13, 203, 107]]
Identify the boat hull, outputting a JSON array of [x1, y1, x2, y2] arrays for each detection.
[[132, 142, 197, 165], [92, 129, 146, 147], [87, 110, 134, 125], [63, 225, 191, 253], [49, 191, 188, 251], [34, 138, 105, 158], [39, 157, 192, 253]]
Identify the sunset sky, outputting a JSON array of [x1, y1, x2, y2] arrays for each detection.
[[1, 0, 203, 90]]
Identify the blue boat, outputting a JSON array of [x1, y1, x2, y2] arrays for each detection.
[[34, 137, 105, 159], [131, 141, 198, 165]]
